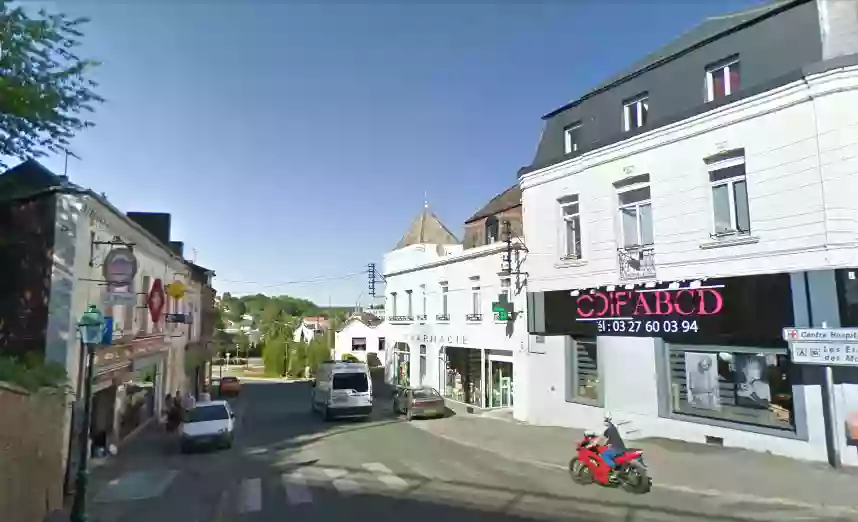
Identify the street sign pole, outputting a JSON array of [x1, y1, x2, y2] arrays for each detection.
[[784, 322, 846, 468]]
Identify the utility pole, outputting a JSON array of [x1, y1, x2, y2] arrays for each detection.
[[328, 295, 333, 355], [367, 262, 385, 297]]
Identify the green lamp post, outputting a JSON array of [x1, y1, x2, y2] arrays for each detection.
[[70, 304, 105, 522]]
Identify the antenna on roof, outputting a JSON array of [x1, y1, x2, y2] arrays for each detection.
[[424, 189, 428, 209]]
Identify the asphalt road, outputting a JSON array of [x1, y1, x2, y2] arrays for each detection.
[[87, 381, 850, 522]]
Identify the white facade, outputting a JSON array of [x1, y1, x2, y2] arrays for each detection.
[[518, 65, 858, 465], [383, 242, 527, 411], [334, 318, 385, 364]]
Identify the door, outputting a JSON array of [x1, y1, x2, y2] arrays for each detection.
[[489, 359, 513, 408]]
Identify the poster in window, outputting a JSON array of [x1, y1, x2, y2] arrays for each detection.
[[685, 352, 720, 410], [735, 354, 771, 409]]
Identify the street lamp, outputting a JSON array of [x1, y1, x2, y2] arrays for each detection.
[[70, 304, 105, 522]]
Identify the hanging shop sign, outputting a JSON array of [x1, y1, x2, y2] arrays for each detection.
[[148, 278, 166, 323], [165, 280, 186, 299], [536, 273, 794, 341], [93, 335, 168, 368], [102, 247, 138, 286], [102, 283, 136, 306], [575, 284, 723, 335]]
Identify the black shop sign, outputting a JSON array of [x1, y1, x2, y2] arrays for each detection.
[[536, 273, 794, 345]]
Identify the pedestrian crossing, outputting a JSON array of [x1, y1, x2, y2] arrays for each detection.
[[237, 462, 419, 514]]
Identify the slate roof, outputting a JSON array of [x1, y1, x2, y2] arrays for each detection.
[[395, 206, 460, 249], [343, 312, 383, 329], [0, 159, 80, 202], [465, 184, 522, 224], [543, 0, 802, 119]]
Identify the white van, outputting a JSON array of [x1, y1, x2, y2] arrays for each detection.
[[311, 361, 373, 420]]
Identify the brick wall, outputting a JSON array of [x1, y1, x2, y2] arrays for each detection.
[[462, 206, 523, 249], [0, 382, 66, 522]]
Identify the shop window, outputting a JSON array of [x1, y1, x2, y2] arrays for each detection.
[[564, 122, 582, 154], [351, 337, 367, 351], [485, 215, 499, 244], [437, 282, 449, 321], [705, 57, 740, 102], [623, 93, 649, 132], [443, 346, 483, 407], [566, 337, 601, 405], [707, 150, 750, 237], [406, 290, 413, 319], [559, 194, 582, 259], [419, 345, 427, 385], [665, 344, 795, 431], [617, 184, 654, 248]]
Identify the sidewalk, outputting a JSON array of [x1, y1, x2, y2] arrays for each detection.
[[411, 412, 858, 513]]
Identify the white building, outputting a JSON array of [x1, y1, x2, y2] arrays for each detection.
[[294, 316, 329, 344], [0, 160, 200, 481], [334, 312, 385, 365], [518, 0, 858, 467], [383, 191, 527, 412]]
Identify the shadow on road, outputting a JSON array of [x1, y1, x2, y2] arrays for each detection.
[[81, 380, 837, 522]]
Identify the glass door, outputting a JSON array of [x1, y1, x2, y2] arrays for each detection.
[[488, 360, 513, 408]]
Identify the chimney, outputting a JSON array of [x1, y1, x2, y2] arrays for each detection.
[[817, 0, 858, 60], [169, 241, 184, 258], [127, 212, 172, 245]]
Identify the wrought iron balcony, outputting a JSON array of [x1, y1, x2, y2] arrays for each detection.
[[389, 315, 413, 322], [436, 314, 450, 322], [617, 246, 656, 280], [415, 314, 428, 321], [466, 313, 483, 322]]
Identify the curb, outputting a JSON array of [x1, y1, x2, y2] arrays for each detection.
[[409, 421, 858, 516]]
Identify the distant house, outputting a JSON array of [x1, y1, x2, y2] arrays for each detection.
[[293, 316, 330, 343], [334, 312, 385, 366]]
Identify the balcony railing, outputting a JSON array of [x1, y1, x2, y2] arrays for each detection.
[[618, 246, 656, 280], [389, 315, 413, 322], [466, 313, 483, 322], [436, 313, 450, 322], [415, 314, 428, 321]]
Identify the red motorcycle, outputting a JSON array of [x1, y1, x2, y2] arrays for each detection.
[[568, 423, 651, 494]]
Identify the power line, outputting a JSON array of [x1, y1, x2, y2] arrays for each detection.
[[217, 271, 364, 287]]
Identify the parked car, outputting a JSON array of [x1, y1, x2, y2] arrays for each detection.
[[179, 400, 236, 453], [219, 376, 241, 396], [393, 386, 446, 420]]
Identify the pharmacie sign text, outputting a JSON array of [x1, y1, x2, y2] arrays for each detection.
[[408, 334, 467, 345]]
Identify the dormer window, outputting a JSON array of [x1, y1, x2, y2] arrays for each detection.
[[485, 215, 499, 245]]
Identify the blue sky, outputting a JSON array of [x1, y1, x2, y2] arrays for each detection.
[[32, 0, 763, 306]]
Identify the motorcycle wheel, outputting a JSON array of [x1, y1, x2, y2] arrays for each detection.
[[569, 457, 594, 485], [620, 461, 652, 494]]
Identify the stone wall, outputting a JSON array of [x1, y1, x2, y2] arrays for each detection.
[[0, 382, 66, 522]]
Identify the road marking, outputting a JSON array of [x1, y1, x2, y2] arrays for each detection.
[[238, 478, 262, 513], [363, 462, 408, 490], [411, 423, 858, 516], [323, 467, 360, 494], [282, 471, 313, 505]]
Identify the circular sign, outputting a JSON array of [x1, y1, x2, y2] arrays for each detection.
[[102, 248, 138, 286], [166, 280, 186, 299]]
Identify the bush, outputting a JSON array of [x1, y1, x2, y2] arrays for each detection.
[[341, 353, 359, 363], [0, 354, 68, 392]]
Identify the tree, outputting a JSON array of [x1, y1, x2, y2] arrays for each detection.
[[262, 336, 287, 377], [0, 4, 104, 168], [288, 342, 307, 377], [307, 333, 332, 375]]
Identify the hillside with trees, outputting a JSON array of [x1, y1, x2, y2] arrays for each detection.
[[214, 293, 354, 379]]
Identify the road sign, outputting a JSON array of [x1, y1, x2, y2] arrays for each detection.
[[788, 341, 858, 367], [782, 327, 858, 342]]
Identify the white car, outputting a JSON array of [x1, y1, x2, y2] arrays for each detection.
[[179, 400, 236, 453]]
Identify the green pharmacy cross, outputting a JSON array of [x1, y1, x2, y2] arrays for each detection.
[[492, 293, 515, 321]]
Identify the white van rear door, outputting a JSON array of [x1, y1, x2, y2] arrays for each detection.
[[331, 372, 371, 407]]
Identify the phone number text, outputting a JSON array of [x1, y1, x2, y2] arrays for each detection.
[[595, 319, 699, 334]]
